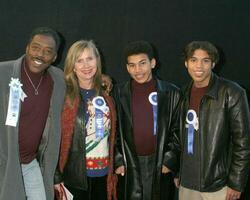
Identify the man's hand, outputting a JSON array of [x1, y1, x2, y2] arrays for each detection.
[[101, 74, 113, 95], [54, 183, 67, 200], [226, 187, 241, 200], [162, 165, 171, 174], [174, 178, 180, 188], [115, 165, 125, 176]]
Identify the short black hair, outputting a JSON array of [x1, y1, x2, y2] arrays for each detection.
[[28, 27, 61, 51], [183, 41, 219, 64], [124, 40, 154, 63]]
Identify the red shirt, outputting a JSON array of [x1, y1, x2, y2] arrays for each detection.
[[189, 85, 208, 114], [19, 60, 53, 163], [131, 79, 156, 156]]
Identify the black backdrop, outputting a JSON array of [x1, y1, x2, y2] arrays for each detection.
[[1, 0, 250, 198], [1, 0, 250, 89]]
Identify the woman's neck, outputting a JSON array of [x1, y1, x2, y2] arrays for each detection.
[[79, 79, 93, 89]]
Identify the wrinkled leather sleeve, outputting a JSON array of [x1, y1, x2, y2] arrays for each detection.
[[112, 85, 125, 169], [162, 89, 183, 173], [227, 89, 250, 191]]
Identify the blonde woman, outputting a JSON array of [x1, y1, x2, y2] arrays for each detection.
[[54, 40, 117, 200]]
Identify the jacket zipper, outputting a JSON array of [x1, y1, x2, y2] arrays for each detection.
[[198, 97, 205, 191]]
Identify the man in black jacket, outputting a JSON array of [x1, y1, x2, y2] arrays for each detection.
[[175, 41, 250, 200], [114, 41, 181, 200]]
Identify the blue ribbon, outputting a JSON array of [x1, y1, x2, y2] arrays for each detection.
[[95, 108, 104, 138], [153, 105, 157, 135], [11, 88, 20, 113], [186, 110, 197, 154], [93, 96, 106, 138], [149, 92, 157, 135], [187, 124, 194, 154]]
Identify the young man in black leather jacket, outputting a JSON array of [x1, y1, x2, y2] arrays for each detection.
[[114, 41, 181, 200], [175, 41, 250, 200]]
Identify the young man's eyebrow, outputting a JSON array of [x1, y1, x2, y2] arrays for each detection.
[[128, 59, 147, 64], [190, 56, 211, 59]]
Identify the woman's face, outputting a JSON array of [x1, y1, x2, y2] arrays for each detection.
[[74, 48, 98, 86]]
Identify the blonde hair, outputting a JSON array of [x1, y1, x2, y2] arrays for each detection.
[[64, 40, 102, 106]]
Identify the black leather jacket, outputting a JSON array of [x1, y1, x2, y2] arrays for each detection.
[[54, 97, 89, 189], [178, 73, 250, 192], [115, 78, 181, 200], [54, 94, 117, 193]]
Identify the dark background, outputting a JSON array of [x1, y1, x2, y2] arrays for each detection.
[[0, 0, 250, 198], [1, 0, 250, 89]]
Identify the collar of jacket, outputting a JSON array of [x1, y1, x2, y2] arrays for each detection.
[[59, 96, 79, 172], [156, 78, 179, 92], [122, 77, 176, 95], [183, 72, 220, 101]]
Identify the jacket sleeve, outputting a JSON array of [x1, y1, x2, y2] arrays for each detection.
[[227, 89, 250, 191], [163, 90, 181, 173], [54, 165, 63, 184], [113, 85, 125, 169], [162, 89, 182, 173]]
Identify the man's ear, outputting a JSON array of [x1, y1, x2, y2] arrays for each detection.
[[151, 58, 156, 69], [212, 62, 215, 69], [126, 64, 129, 71], [53, 54, 57, 62], [185, 61, 188, 68], [25, 45, 29, 54]]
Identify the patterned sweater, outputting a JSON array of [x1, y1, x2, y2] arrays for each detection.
[[81, 89, 111, 177]]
